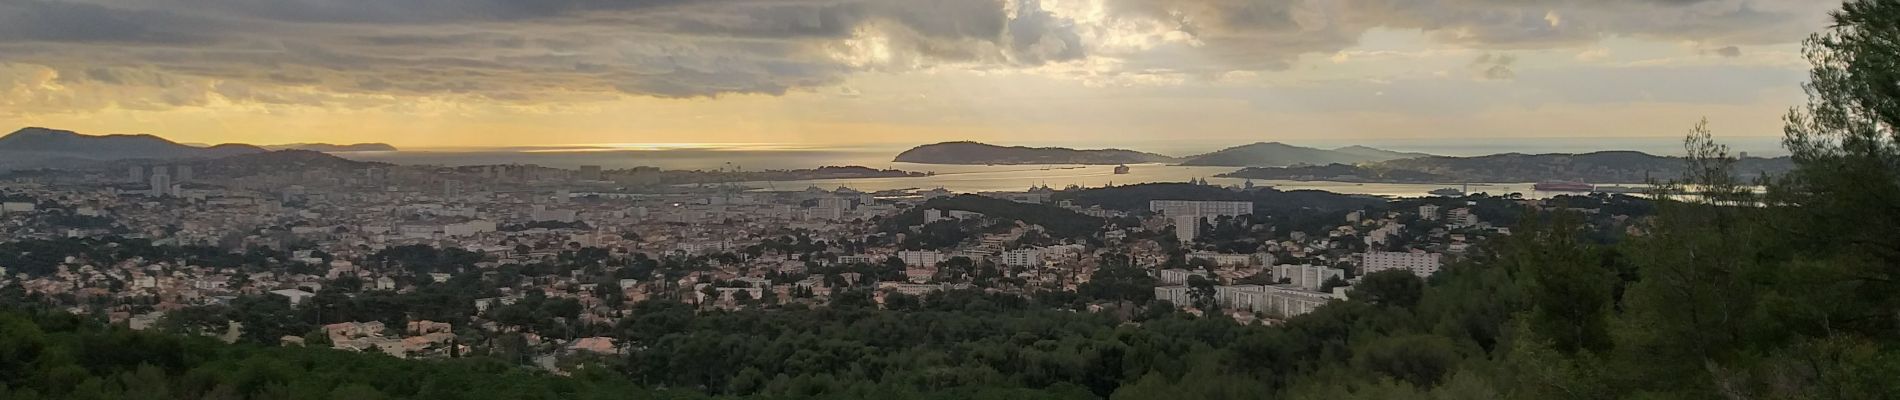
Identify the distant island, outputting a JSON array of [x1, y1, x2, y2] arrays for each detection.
[[1219, 151, 1798, 184], [1178, 142, 1431, 167], [265, 143, 399, 152], [894, 141, 1178, 165]]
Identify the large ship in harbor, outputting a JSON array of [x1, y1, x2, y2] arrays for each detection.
[[1534, 180, 1595, 192], [1113, 164, 1131, 174]]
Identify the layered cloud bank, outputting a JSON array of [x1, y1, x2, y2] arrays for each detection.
[[0, 0, 1833, 110]]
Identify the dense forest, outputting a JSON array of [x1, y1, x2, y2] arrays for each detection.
[[1, 1, 1898, 399]]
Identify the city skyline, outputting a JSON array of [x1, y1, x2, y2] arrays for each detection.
[[0, 0, 1836, 147]]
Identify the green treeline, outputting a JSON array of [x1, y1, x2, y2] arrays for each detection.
[[1, 1, 1898, 399]]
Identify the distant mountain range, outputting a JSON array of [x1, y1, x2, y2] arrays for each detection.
[[0, 127, 265, 160], [894, 142, 1179, 165], [0, 127, 401, 171], [1178, 142, 1433, 167], [1220, 151, 1798, 184]]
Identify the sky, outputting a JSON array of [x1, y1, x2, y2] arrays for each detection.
[[0, 0, 1841, 149]]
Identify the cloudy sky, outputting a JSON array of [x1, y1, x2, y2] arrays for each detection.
[[0, 0, 1838, 148]]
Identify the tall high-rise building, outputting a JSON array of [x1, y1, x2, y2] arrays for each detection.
[[149, 172, 172, 197], [1173, 215, 1201, 242], [578, 165, 602, 181], [128, 166, 145, 183], [175, 165, 192, 182]]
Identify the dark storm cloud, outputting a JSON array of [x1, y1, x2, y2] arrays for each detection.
[[2, 0, 1075, 100], [0, 0, 217, 44], [0, 0, 1835, 106]]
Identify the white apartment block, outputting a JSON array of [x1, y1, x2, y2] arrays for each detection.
[[1174, 215, 1201, 242], [1274, 264, 1346, 291], [1419, 204, 1441, 221], [1213, 285, 1340, 319], [1001, 249, 1043, 267], [1156, 284, 1339, 319], [898, 251, 949, 267], [1363, 251, 1443, 278], [1255, 286, 1336, 318], [1188, 252, 1258, 266], [1154, 286, 1192, 306], [1156, 268, 1211, 285], [1150, 200, 1254, 218]]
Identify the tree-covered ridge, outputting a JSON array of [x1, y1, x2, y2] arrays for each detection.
[[1051, 183, 1384, 215], [892, 142, 1179, 165], [0, 306, 707, 400], [880, 194, 1105, 240], [1, 2, 1898, 399]]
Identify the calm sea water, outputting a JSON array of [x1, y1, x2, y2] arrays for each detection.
[[332, 137, 1739, 198], [739, 163, 1560, 198]]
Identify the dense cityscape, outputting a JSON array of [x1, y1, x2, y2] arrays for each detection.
[[0, 156, 1537, 357], [0, 0, 1896, 399]]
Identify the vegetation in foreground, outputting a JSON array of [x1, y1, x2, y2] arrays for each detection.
[[2, 1, 1899, 399]]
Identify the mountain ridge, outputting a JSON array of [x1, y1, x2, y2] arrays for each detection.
[[893, 141, 1179, 165], [1178, 141, 1430, 167], [0, 128, 268, 170], [1219, 150, 1798, 184]]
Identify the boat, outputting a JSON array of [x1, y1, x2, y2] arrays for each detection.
[[1534, 180, 1595, 192], [1429, 188, 1464, 197], [1113, 165, 1131, 174]]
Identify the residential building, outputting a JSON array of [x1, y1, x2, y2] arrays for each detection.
[[1150, 200, 1254, 218], [1363, 251, 1443, 277], [1273, 264, 1345, 291], [1001, 249, 1043, 267]]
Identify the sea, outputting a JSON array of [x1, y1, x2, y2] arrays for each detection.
[[333, 136, 1775, 198]]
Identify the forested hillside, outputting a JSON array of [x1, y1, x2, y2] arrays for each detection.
[[0, 1, 1895, 400]]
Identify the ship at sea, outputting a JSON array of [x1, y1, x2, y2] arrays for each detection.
[[1429, 187, 1464, 197], [1113, 165, 1131, 174], [1534, 181, 1595, 192]]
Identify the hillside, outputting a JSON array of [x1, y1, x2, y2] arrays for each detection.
[[1218, 164, 1450, 183], [0, 127, 265, 160], [1329, 145, 1433, 161], [1052, 182, 1385, 214], [1375, 151, 1797, 183], [881, 194, 1104, 238], [174, 149, 382, 178], [1217, 151, 1797, 183], [894, 142, 1178, 165], [1178, 142, 1427, 167]]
